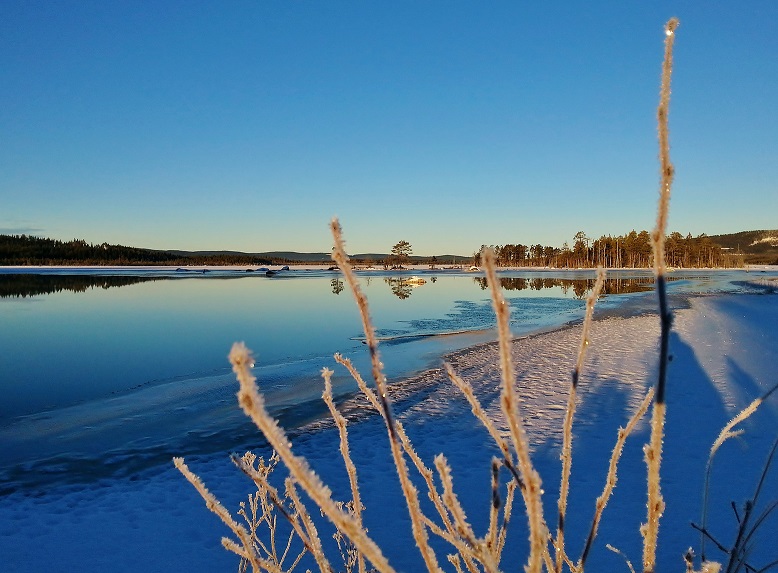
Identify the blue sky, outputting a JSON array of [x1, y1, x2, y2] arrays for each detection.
[[1, 1, 776, 256]]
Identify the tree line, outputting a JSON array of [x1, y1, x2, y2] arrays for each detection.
[[1, 231, 749, 268], [0, 235, 272, 266], [477, 230, 742, 269]]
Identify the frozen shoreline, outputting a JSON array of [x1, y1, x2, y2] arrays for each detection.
[[1, 289, 776, 571]]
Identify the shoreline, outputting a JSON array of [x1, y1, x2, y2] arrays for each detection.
[[309, 288, 778, 567], [305, 285, 775, 442], [1, 289, 776, 572], [2, 264, 777, 273]]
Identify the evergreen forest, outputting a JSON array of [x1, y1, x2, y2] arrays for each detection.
[[2, 228, 775, 267], [0, 235, 272, 266], [477, 230, 768, 268]]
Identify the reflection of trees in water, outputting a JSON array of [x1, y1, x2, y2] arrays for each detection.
[[384, 278, 413, 300], [0, 275, 162, 298], [473, 276, 669, 299], [331, 278, 344, 295]]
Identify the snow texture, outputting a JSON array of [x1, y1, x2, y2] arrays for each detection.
[[1, 292, 776, 572]]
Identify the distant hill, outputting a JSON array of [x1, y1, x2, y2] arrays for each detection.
[[0, 235, 471, 266], [708, 230, 778, 264], [167, 249, 471, 264]]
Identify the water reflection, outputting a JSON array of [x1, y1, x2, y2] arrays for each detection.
[[331, 278, 345, 295], [0, 267, 763, 492], [472, 276, 668, 298], [384, 276, 427, 299], [0, 274, 161, 298], [326, 274, 665, 300], [0, 272, 669, 303]]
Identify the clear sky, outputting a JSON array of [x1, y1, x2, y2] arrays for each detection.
[[1, 1, 776, 256]]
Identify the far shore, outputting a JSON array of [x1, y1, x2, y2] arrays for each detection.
[[2, 264, 777, 273]]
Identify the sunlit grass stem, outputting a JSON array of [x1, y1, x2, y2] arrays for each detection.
[[330, 219, 444, 573], [699, 382, 778, 566], [643, 17, 679, 573], [321, 367, 367, 573], [229, 342, 396, 573], [556, 266, 606, 572], [334, 353, 478, 571], [174, 456, 266, 573], [579, 389, 655, 569], [482, 247, 547, 573], [231, 452, 329, 572]]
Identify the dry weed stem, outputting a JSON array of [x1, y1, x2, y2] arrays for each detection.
[[643, 18, 679, 572], [557, 267, 606, 572], [331, 220, 443, 573], [321, 367, 367, 573], [229, 342, 396, 573], [482, 247, 547, 573]]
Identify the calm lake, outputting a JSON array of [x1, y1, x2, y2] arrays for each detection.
[[0, 266, 768, 493]]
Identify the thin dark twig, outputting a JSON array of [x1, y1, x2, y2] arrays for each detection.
[[742, 501, 778, 549], [503, 458, 526, 491], [755, 558, 778, 573], [750, 438, 778, 511], [726, 439, 778, 573], [732, 502, 742, 525], [690, 522, 731, 556]]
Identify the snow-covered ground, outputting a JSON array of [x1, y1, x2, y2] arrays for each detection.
[[1, 289, 776, 572]]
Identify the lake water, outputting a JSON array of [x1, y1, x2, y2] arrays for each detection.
[[0, 266, 772, 493]]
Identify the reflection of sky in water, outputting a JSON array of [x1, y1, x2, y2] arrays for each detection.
[[1, 269, 773, 420], [0, 273, 583, 422], [0, 275, 365, 419], [0, 267, 776, 490]]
